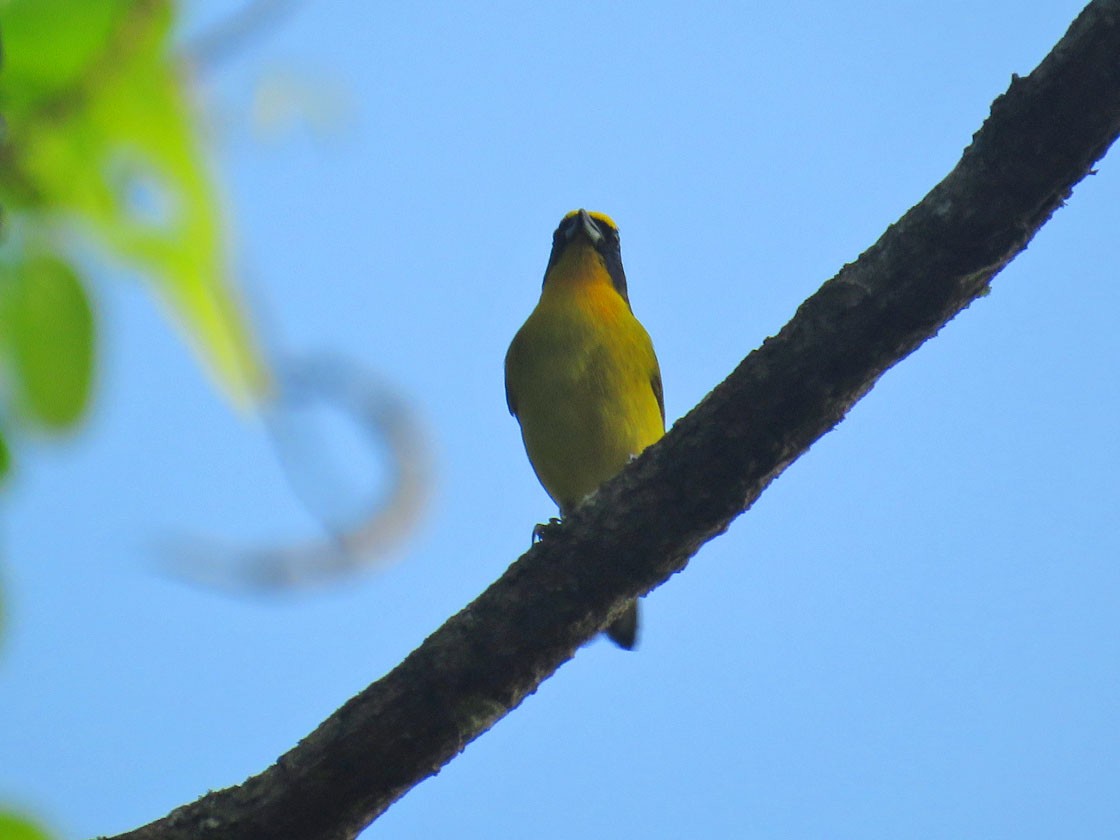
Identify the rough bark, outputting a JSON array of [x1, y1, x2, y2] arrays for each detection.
[[101, 2, 1120, 839]]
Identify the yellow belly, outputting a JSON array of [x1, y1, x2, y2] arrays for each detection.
[[506, 281, 663, 514]]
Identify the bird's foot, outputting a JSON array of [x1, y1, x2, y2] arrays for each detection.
[[531, 517, 563, 544]]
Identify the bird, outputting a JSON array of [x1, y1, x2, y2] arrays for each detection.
[[504, 209, 664, 649]]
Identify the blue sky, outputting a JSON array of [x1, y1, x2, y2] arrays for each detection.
[[3, 2, 1119, 838]]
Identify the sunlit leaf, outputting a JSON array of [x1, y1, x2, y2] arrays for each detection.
[[85, 7, 269, 402], [0, 811, 53, 840], [0, 0, 132, 114], [0, 0, 269, 404], [0, 425, 10, 480], [7, 255, 94, 428]]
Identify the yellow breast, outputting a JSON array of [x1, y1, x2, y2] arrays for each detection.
[[505, 245, 663, 513]]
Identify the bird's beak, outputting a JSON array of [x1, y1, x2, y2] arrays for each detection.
[[567, 209, 603, 245]]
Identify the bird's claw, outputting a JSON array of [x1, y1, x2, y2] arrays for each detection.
[[531, 517, 563, 544]]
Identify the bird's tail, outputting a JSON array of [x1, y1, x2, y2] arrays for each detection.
[[606, 599, 639, 650]]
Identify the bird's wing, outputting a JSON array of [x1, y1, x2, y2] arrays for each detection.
[[651, 369, 665, 426]]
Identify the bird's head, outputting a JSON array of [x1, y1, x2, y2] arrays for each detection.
[[543, 209, 629, 302]]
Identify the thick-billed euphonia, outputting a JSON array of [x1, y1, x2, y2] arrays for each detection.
[[505, 209, 664, 649]]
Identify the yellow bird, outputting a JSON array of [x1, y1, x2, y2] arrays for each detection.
[[505, 209, 664, 649]]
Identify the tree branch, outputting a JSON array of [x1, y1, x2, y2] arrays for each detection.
[[101, 2, 1120, 839]]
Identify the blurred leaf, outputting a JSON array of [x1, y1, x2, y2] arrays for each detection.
[[0, 811, 52, 840], [86, 5, 268, 403], [0, 0, 132, 115], [6, 255, 94, 428], [0, 427, 9, 479], [0, 0, 268, 404]]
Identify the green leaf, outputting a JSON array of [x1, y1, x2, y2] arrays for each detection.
[[0, 0, 269, 404], [6, 255, 94, 428], [0, 0, 132, 114], [0, 425, 10, 480], [0, 811, 53, 840]]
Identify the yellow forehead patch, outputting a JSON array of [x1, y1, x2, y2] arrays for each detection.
[[561, 209, 618, 231]]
